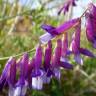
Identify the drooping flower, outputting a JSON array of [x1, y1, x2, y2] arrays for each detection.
[[14, 53, 29, 96], [27, 57, 35, 88], [61, 33, 71, 62], [40, 18, 79, 44], [52, 39, 73, 80], [44, 41, 52, 71], [0, 57, 15, 91], [32, 45, 43, 90], [60, 32, 74, 70], [85, 12, 96, 48], [43, 41, 53, 84], [8, 58, 16, 96], [70, 21, 95, 65], [52, 39, 62, 80], [58, 0, 77, 15]]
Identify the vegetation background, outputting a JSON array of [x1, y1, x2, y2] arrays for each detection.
[[0, 0, 96, 96]]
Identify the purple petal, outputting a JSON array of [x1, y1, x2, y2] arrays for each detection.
[[62, 33, 68, 57], [70, 39, 79, 54], [85, 13, 96, 43], [56, 18, 79, 34], [33, 45, 42, 76], [0, 57, 14, 88], [20, 53, 29, 79], [46, 69, 53, 77], [40, 18, 79, 44], [60, 61, 73, 69], [41, 24, 58, 35], [44, 41, 52, 71], [68, 22, 81, 57], [32, 70, 41, 77], [16, 78, 25, 87], [27, 58, 35, 87], [74, 21, 81, 48], [42, 71, 51, 84], [52, 39, 62, 67], [28, 57, 35, 75], [80, 48, 95, 58], [8, 58, 16, 87]]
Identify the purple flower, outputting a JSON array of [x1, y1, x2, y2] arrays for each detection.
[[0, 57, 15, 91], [14, 53, 29, 96], [44, 41, 52, 71], [32, 45, 43, 90], [43, 41, 53, 84], [8, 58, 16, 86], [58, 0, 77, 15], [32, 45, 43, 77], [60, 33, 73, 68], [61, 33, 72, 59], [85, 12, 96, 48], [8, 58, 16, 96], [70, 21, 95, 65], [61, 33, 69, 57], [40, 18, 79, 44], [52, 39, 73, 80], [27, 57, 35, 88]]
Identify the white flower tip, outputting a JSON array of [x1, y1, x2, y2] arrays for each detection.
[[32, 77, 43, 90], [39, 33, 54, 44]]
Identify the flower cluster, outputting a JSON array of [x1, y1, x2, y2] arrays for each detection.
[[40, 19, 95, 64], [0, 2, 96, 96], [0, 41, 73, 95]]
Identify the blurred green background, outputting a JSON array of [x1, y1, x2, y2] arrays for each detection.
[[0, 0, 96, 96]]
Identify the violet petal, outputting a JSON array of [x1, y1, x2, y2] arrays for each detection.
[[80, 48, 95, 58], [44, 41, 52, 71], [41, 24, 58, 35], [60, 61, 73, 69], [56, 18, 79, 34]]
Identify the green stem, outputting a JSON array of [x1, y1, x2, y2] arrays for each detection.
[[0, 48, 35, 60]]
